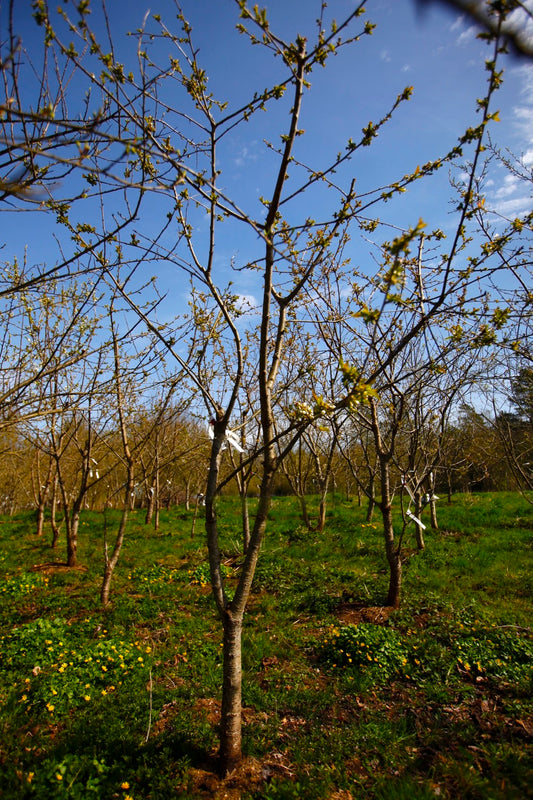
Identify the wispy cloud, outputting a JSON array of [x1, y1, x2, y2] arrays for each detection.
[[233, 140, 260, 169], [488, 167, 531, 218], [456, 25, 478, 46], [522, 148, 533, 166], [450, 15, 464, 33], [490, 194, 531, 217], [493, 174, 522, 200], [449, 11, 478, 47], [511, 65, 533, 147], [235, 293, 258, 314], [506, 2, 533, 55], [449, 13, 478, 47]]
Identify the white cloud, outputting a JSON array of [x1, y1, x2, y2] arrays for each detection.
[[235, 293, 258, 314], [487, 166, 531, 220], [233, 140, 260, 169], [450, 15, 465, 33], [513, 104, 533, 139], [506, 3, 533, 54], [493, 173, 521, 199], [456, 25, 478, 46], [509, 65, 533, 146], [491, 194, 531, 217], [516, 64, 533, 95]]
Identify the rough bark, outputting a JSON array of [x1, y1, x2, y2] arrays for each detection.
[[65, 507, 80, 567], [100, 491, 132, 607], [219, 612, 243, 772]]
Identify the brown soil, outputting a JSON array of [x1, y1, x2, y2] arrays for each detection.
[[30, 562, 88, 574], [152, 698, 296, 798], [334, 603, 395, 625]]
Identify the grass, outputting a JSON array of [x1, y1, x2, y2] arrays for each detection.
[[0, 492, 531, 798]]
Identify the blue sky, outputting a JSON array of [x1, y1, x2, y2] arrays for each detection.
[[1, 0, 532, 319]]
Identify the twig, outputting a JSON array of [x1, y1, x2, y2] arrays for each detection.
[[145, 667, 153, 743]]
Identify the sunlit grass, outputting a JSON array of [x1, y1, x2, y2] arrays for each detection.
[[0, 491, 531, 798]]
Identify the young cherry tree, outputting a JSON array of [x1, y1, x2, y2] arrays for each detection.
[[119, 3, 507, 766], [96, 4, 425, 770], [5, 0, 520, 776]]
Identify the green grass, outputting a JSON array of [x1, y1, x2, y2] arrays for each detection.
[[0, 493, 531, 798]]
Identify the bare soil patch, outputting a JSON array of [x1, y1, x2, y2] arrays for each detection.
[[30, 562, 88, 574], [335, 603, 395, 625]]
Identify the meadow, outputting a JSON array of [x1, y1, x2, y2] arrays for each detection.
[[0, 492, 531, 799]]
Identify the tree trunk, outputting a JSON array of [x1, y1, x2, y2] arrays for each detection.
[[366, 480, 375, 522], [101, 319, 136, 606], [66, 509, 80, 567], [36, 504, 45, 537], [50, 474, 61, 548], [371, 403, 402, 609], [145, 484, 155, 524], [191, 495, 200, 539], [366, 500, 375, 522], [298, 493, 311, 529], [430, 497, 439, 530], [241, 493, 250, 554], [446, 471, 453, 503], [414, 492, 425, 551], [153, 467, 160, 531], [219, 611, 243, 774], [101, 502, 130, 606], [386, 548, 402, 608], [35, 469, 53, 536], [316, 491, 327, 533]]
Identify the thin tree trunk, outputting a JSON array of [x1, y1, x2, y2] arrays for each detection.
[[219, 611, 243, 772], [370, 399, 402, 608], [386, 551, 402, 608], [145, 484, 155, 524], [298, 492, 311, 529], [34, 459, 53, 537], [366, 475, 376, 522], [241, 492, 250, 554], [153, 465, 160, 531], [191, 495, 200, 539], [446, 471, 453, 503], [414, 492, 425, 551], [50, 474, 61, 548], [100, 490, 132, 606], [66, 508, 80, 567], [316, 490, 327, 533], [101, 310, 136, 606], [430, 496, 439, 530], [36, 504, 46, 537]]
